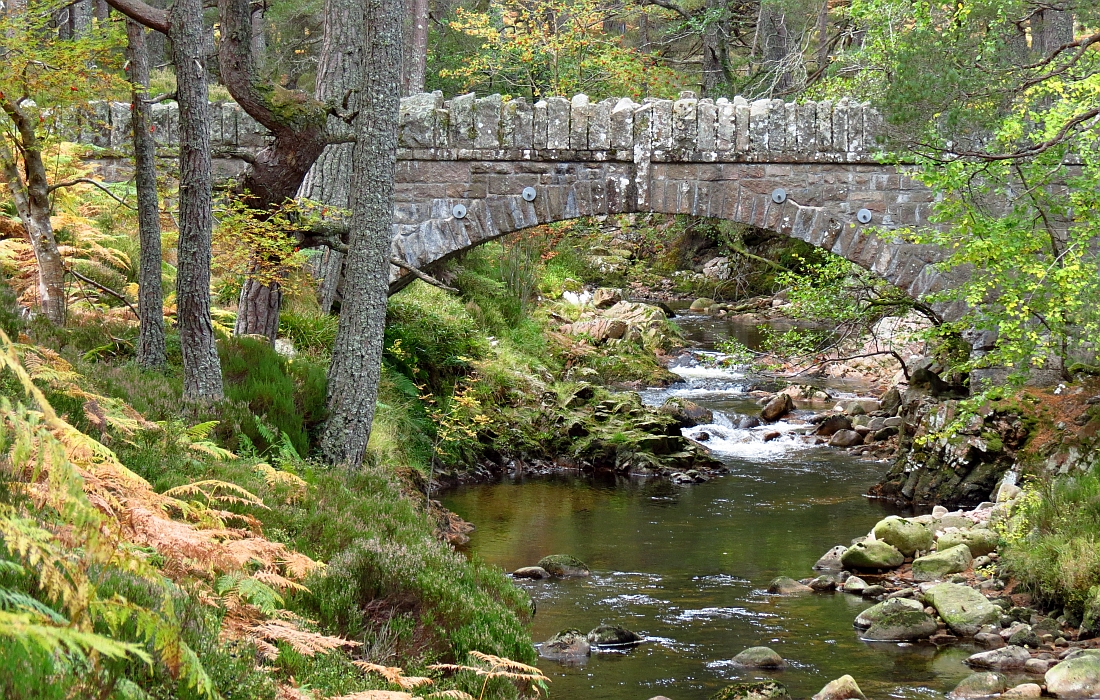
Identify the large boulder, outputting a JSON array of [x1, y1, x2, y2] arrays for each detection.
[[711, 681, 790, 700], [965, 646, 1031, 671], [880, 388, 902, 415], [828, 430, 864, 448], [513, 566, 550, 579], [1002, 684, 1042, 699], [948, 672, 1009, 699], [537, 554, 590, 577], [912, 544, 973, 581], [539, 629, 591, 660], [815, 415, 853, 437], [660, 397, 714, 428], [593, 287, 624, 309], [854, 598, 925, 629], [840, 540, 905, 571], [760, 394, 795, 422], [768, 576, 812, 594], [937, 529, 999, 557], [690, 297, 716, 312], [703, 256, 731, 280], [924, 583, 1001, 636], [814, 545, 847, 570], [862, 606, 938, 641], [811, 675, 866, 700], [731, 646, 785, 669], [873, 518, 933, 556], [1046, 653, 1100, 698], [587, 624, 643, 647]]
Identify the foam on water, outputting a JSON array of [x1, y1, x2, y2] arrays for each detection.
[[684, 419, 814, 460]]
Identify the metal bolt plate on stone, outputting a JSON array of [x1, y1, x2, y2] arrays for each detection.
[[452, 203, 467, 219], [771, 188, 787, 204], [522, 187, 537, 202], [856, 208, 872, 224]]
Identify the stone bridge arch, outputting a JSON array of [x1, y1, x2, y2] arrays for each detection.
[[389, 92, 956, 314]]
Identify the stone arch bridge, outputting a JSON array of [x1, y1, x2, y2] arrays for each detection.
[[389, 91, 952, 306], [75, 92, 953, 309]]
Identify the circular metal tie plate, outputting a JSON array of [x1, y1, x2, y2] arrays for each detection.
[[771, 188, 787, 204], [452, 203, 467, 219], [522, 186, 537, 202], [856, 208, 872, 224]]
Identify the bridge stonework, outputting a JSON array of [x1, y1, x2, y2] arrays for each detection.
[[390, 92, 953, 305], [70, 93, 954, 310]]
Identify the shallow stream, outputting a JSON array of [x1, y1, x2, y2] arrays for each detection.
[[442, 313, 978, 699]]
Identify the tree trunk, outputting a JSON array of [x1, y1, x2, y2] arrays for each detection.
[[1033, 8, 1074, 57], [233, 278, 281, 340], [299, 0, 363, 313], [250, 2, 266, 71], [171, 0, 224, 400], [701, 0, 726, 96], [127, 20, 167, 368], [758, 2, 793, 95], [402, 0, 428, 96], [320, 0, 402, 468], [0, 105, 66, 325]]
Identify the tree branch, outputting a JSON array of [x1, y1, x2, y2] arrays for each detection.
[[65, 266, 140, 320], [48, 178, 134, 208], [389, 258, 459, 294], [104, 0, 169, 34]]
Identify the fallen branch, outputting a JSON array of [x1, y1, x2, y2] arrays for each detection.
[[389, 257, 458, 294], [728, 243, 791, 272], [795, 349, 910, 381], [65, 267, 140, 320], [48, 178, 133, 209]]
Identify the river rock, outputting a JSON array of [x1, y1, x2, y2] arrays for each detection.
[[863, 606, 938, 641], [731, 646, 785, 669], [539, 629, 591, 660], [738, 415, 763, 429], [880, 388, 902, 415], [912, 544, 973, 581], [711, 681, 790, 700], [690, 297, 716, 312], [948, 672, 1008, 699], [975, 632, 1006, 649], [537, 554, 590, 577], [811, 675, 866, 700], [814, 545, 847, 570], [809, 575, 837, 592], [829, 430, 864, 448], [873, 517, 933, 556], [768, 576, 812, 594], [513, 566, 550, 579], [593, 287, 623, 308], [815, 415, 853, 437], [842, 576, 868, 593], [873, 426, 899, 441], [1046, 653, 1100, 697], [760, 394, 795, 422], [587, 624, 643, 647], [860, 584, 886, 598], [925, 582, 1001, 636], [937, 529, 999, 557], [966, 645, 1031, 670], [845, 401, 868, 416], [854, 597, 925, 629], [1002, 684, 1042, 698], [660, 397, 714, 428], [1008, 627, 1041, 648], [840, 540, 905, 571]]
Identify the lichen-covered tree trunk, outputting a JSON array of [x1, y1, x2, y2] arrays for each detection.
[[402, 0, 428, 96], [299, 0, 363, 313], [127, 20, 166, 368], [320, 0, 402, 468], [0, 106, 66, 325], [171, 0, 224, 400], [757, 2, 793, 95], [233, 278, 281, 340]]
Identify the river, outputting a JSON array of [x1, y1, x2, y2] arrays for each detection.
[[442, 313, 979, 699]]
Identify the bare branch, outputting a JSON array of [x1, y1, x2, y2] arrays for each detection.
[[66, 266, 140, 320], [48, 178, 134, 209], [389, 258, 459, 294], [104, 0, 170, 34]]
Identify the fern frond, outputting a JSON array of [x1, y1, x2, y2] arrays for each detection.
[[0, 609, 151, 663], [185, 421, 219, 441], [0, 587, 68, 624], [467, 651, 545, 676], [353, 661, 433, 690], [247, 619, 359, 657], [425, 692, 476, 700], [330, 692, 418, 700], [163, 480, 266, 509]]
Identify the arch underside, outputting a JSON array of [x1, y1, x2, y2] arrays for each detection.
[[389, 158, 964, 321]]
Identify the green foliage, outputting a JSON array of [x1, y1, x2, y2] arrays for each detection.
[[385, 282, 486, 391], [278, 308, 339, 359]]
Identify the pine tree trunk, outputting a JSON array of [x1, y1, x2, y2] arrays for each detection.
[[171, 0, 224, 400], [299, 0, 362, 313], [758, 2, 793, 95], [127, 20, 167, 369], [0, 108, 66, 325], [402, 0, 428, 96], [234, 278, 281, 340], [701, 0, 726, 96], [320, 0, 402, 468]]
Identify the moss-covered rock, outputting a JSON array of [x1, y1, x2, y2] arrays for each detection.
[[811, 675, 867, 700], [854, 597, 925, 629], [873, 517, 933, 556], [925, 582, 1000, 636], [731, 646, 785, 668], [862, 607, 938, 641], [711, 681, 790, 700], [840, 540, 905, 571], [912, 544, 973, 581], [937, 528, 999, 557], [539, 629, 591, 660], [586, 624, 643, 647], [537, 554, 590, 577]]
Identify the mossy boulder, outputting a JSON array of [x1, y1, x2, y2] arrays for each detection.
[[840, 540, 905, 571], [690, 297, 716, 312], [731, 646, 785, 668], [863, 606, 938, 641], [586, 624, 643, 647], [539, 629, 591, 660], [873, 517, 933, 556], [711, 681, 790, 700], [767, 576, 812, 594], [937, 528, 999, 557], [949, 672, 1008, 699], [1045, 653, 1100, 698], [925, 582, 1000, 636], [537, 554, 590, 577], [912, 543, 973, 581], [854, 597, 925, 629], [760, 394, 795, 422], [659, 397, 714, 428], [812, 675, 867, 700]]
